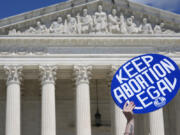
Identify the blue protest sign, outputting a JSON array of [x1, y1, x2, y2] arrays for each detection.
[[111, 54, 180, 114]]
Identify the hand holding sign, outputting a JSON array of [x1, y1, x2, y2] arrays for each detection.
[[123, 101, 135, 122], [111, 54, 180, 113]]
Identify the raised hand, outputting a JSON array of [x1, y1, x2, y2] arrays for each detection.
[[123, 101, 135, 122]]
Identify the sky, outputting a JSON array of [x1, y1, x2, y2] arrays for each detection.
[[0, 0, 180, 19], [130, 0, 180, 14], [0, 0, 66, 19]]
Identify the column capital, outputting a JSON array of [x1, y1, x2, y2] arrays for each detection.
[[39, 65, 57, 85], [73, 65, 92, 85], [106, 65, 120, 88], [4, 65, 23, 85], [107, 65, 120, 80], [110, 65, 120, 76]]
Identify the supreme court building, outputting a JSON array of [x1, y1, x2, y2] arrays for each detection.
[[0, 0, 180, 135]]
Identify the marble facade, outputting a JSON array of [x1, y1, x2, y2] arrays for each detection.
[[0, 0, 180, 135], [8, 5, 177, 35]]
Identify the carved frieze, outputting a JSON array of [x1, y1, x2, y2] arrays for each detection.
[[8, 5, 177, 35]]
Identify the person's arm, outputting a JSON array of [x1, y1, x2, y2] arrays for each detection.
[[123, 101, 135, 135]]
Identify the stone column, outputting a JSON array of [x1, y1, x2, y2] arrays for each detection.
[[4, 65, 22, 135], [40, 65, 57, 135], [109, 65, 127, 135], [111, 100, 127, 135], [74, 65, 92, 135], [149, 109, 165, 135]]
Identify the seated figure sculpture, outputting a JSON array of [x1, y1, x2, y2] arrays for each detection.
[[139, 18, 153, 34], [78, 9, 93, 34], [126, 16, 139, 34], [108, 9, 120, 33], [49, 17, 64, 34], [7, 6, 178, 35], [64, 14, 77, 34], [35, 21, 48, 34], [154, 23, 164, 34], [94, 5, 108, 34], [154, 22, 175, 34]]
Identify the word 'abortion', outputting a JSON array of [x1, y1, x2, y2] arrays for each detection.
[[113, 55, 177, 108]]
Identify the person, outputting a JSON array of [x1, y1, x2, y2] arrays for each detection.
[[139, 18, 153, 34], [126, 16, 139, 34], [123, 101, 135, 135], [49, 17, 64, 34], [108, 9, 120, 33], [119, 13, 127, 34], [78, 9, 93, 34], [64, 14, 77, 34], [94, 5, 108, 33], [36, 21, 48, 34]]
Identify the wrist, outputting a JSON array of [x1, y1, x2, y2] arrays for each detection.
[[127, 118, 134, 123], [123, 112, 134, 122]]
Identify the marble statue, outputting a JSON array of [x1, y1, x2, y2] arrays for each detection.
[[35, 21, 48, 34], [153, 22, 171, 34], [24, 26, 36, 34], [94, 5, 108, 33], [78, 9, 93, 34], [108, 9, 120, 33], [139, 18, 153, 34], [49, 17, 64, 34], [64, 14, 77, 34], [154, 23, 175, 34], [8, 29, 19, 35], [76, 13, 82, 34], [126, 16, 139, 34], [7, 5, 178, 35], [154, 23, 163, 34], [163, 29, 175, 34], [119, 13, 127, 34]]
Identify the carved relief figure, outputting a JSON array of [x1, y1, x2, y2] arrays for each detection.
[[119, 13, 127, 34], [24, 26, 36, 34], [64, 14, 77, 34], [76, 13, 82, 34], [49, 17, 64, 34], [36, 21, 48, 34], [7, 5, 178, 35], [108, 9, 120, 33], [8, 29, 21, 35], [139, 18, 153, 34], [154, 23, 163, 34], [126, 16, 139, 34], [94, 5, 108, 33], [78, 9, 93, 34]]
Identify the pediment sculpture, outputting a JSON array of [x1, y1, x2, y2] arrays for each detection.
[[8, 5, 177, 35]]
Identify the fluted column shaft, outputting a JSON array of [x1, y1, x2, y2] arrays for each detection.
[[149, 109, 165, 135], [111, 100, 127, 135], [110, 65, 127, 135], [74, 65, 92, 135], [40, 65, 56, 135], [4, 65, 22, 135]]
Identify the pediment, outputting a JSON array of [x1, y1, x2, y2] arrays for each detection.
[[0, 0, 180, 35]]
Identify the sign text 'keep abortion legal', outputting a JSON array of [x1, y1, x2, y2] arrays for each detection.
[[111, 54, 180, 113]]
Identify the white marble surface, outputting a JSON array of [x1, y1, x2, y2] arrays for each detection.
[[0, 0, 180, 35]]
